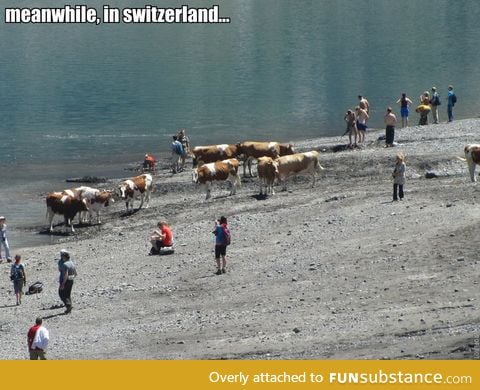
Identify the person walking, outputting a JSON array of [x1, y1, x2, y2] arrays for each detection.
[[396, 93, 413, 128], [392, 153, 406, 201], [344, 109, 358, 148], [212, 216, 230, 275], [355, 106, 369, 144], [10, 254, 26, 305], [429, 87, 441, 124], [447, 85, 457, 122], [0, 216, 12, 263], [149, 221, 174, 255], [27, 317, 49, 360], [384, 107, 397, 147], [58, 249, 77, 314]]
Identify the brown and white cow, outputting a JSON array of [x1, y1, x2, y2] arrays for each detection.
[[237, 141, 295, 177], [192, 159, 241, 200], [460, 144, 480, 182], [191, 144, 239, 167], [275, 151, 324, 191], [117, 173, 153, 211], [46, 192, 89, 233], [64, 186, 115, 224], [257, 156, 277, 196]]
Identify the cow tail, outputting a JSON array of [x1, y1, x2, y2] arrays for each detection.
[[315, 158, 325, 171]]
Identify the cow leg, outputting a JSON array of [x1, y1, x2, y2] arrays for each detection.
[[138, 194, 145, 210], [65, 216, 75, 233], [248, 157, 254, 177], [468, 160, 477, 182], [259, 179, 264, 196], [311, 172, 316, 188], [270, 181, 276, 195], [144, 190, 151, 208], [47, 209, 55, 232], [228, 175, 237, 196], [205, 182, 212, 200]]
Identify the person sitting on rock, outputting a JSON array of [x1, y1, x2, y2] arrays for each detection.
[[149, 221, 173, 255]]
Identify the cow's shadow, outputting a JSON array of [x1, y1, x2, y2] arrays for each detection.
[[251, 194, 268, 201], [119, 209, 141, 218], [38, 229, 73, 236]]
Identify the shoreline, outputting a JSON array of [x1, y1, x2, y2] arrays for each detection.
[[1, 118, 479, 359]]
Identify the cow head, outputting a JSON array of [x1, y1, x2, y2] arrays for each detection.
[[117, 183, 128, 200], [280, 143, 295, 156]]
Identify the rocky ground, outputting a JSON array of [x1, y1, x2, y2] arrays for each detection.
[[1, 119, 479, 360]]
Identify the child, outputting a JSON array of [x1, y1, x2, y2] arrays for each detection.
[[0, 216, 12, 263], [213, 216, 230, 275], [392, 153, 406, 201]]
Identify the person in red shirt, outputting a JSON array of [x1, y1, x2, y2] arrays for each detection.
[[27, 317, 49, 360], [149, 221, 173, 254]]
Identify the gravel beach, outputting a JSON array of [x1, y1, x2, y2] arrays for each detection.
[[1, 119, 479, 360]]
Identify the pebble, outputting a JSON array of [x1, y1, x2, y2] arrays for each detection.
[[293, 327, 301, 334]]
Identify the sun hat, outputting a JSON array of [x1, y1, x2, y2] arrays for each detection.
[[0, 216, 5, 220]]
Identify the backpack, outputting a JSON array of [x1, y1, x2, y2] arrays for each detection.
[[434, 95, 441, 106], [11, 264, 24, 280], [27, 281, 43, 295], [223, 226, 231, 246], [175, 141, 184, 156], [451, 94, 457, 105]]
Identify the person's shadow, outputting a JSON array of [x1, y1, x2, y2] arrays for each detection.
[[42, 312, 67, 319], [0, 304, 19, 309]]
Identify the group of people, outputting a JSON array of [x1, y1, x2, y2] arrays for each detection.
[[148, 216, 231, 276], [343, 95, 370, 148], [344, 86, 458, 149], [141, 128, 191, 174], [1, 248, 76, 359]]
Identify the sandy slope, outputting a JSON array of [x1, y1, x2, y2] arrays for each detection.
[[1, 119, 479, 359]]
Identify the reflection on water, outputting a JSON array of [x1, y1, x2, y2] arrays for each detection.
[[1, 0, 479, 247]]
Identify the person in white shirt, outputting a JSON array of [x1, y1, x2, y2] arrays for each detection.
[[27, 317, 50, 360]]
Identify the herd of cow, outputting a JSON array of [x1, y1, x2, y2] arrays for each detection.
[[45, 141, 325, 233], [45, 140, 480, 234]]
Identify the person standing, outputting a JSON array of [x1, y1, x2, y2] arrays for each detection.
[[384, 107, 397, 148], [355, 106, 369, 144], [0, 216, 12, 263], [149, 221, 174, 255], [447, 85, 456, 122], [396, 93, 413, 128], [171, 136, 184, 173], [358, 95, 370, 113], [213, 216, 230, 275], [344, 109, 358, 148], [392, 153, 406, 201], [58, 249, 77, 314], [10, 254, 26, 305], [27, 317, 49, 360], [429, 87, 441, 124], [177, 128, 190, 171]]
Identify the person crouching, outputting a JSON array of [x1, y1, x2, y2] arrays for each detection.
[[150, 221, 173, 255]]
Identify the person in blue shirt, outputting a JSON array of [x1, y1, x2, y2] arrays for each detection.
[[447, 85, 456, 122], [213, 216, 229, 275], [171, 136, 184, 173]]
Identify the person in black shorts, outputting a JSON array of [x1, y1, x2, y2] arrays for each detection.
[[213, 216, 229, 275]]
